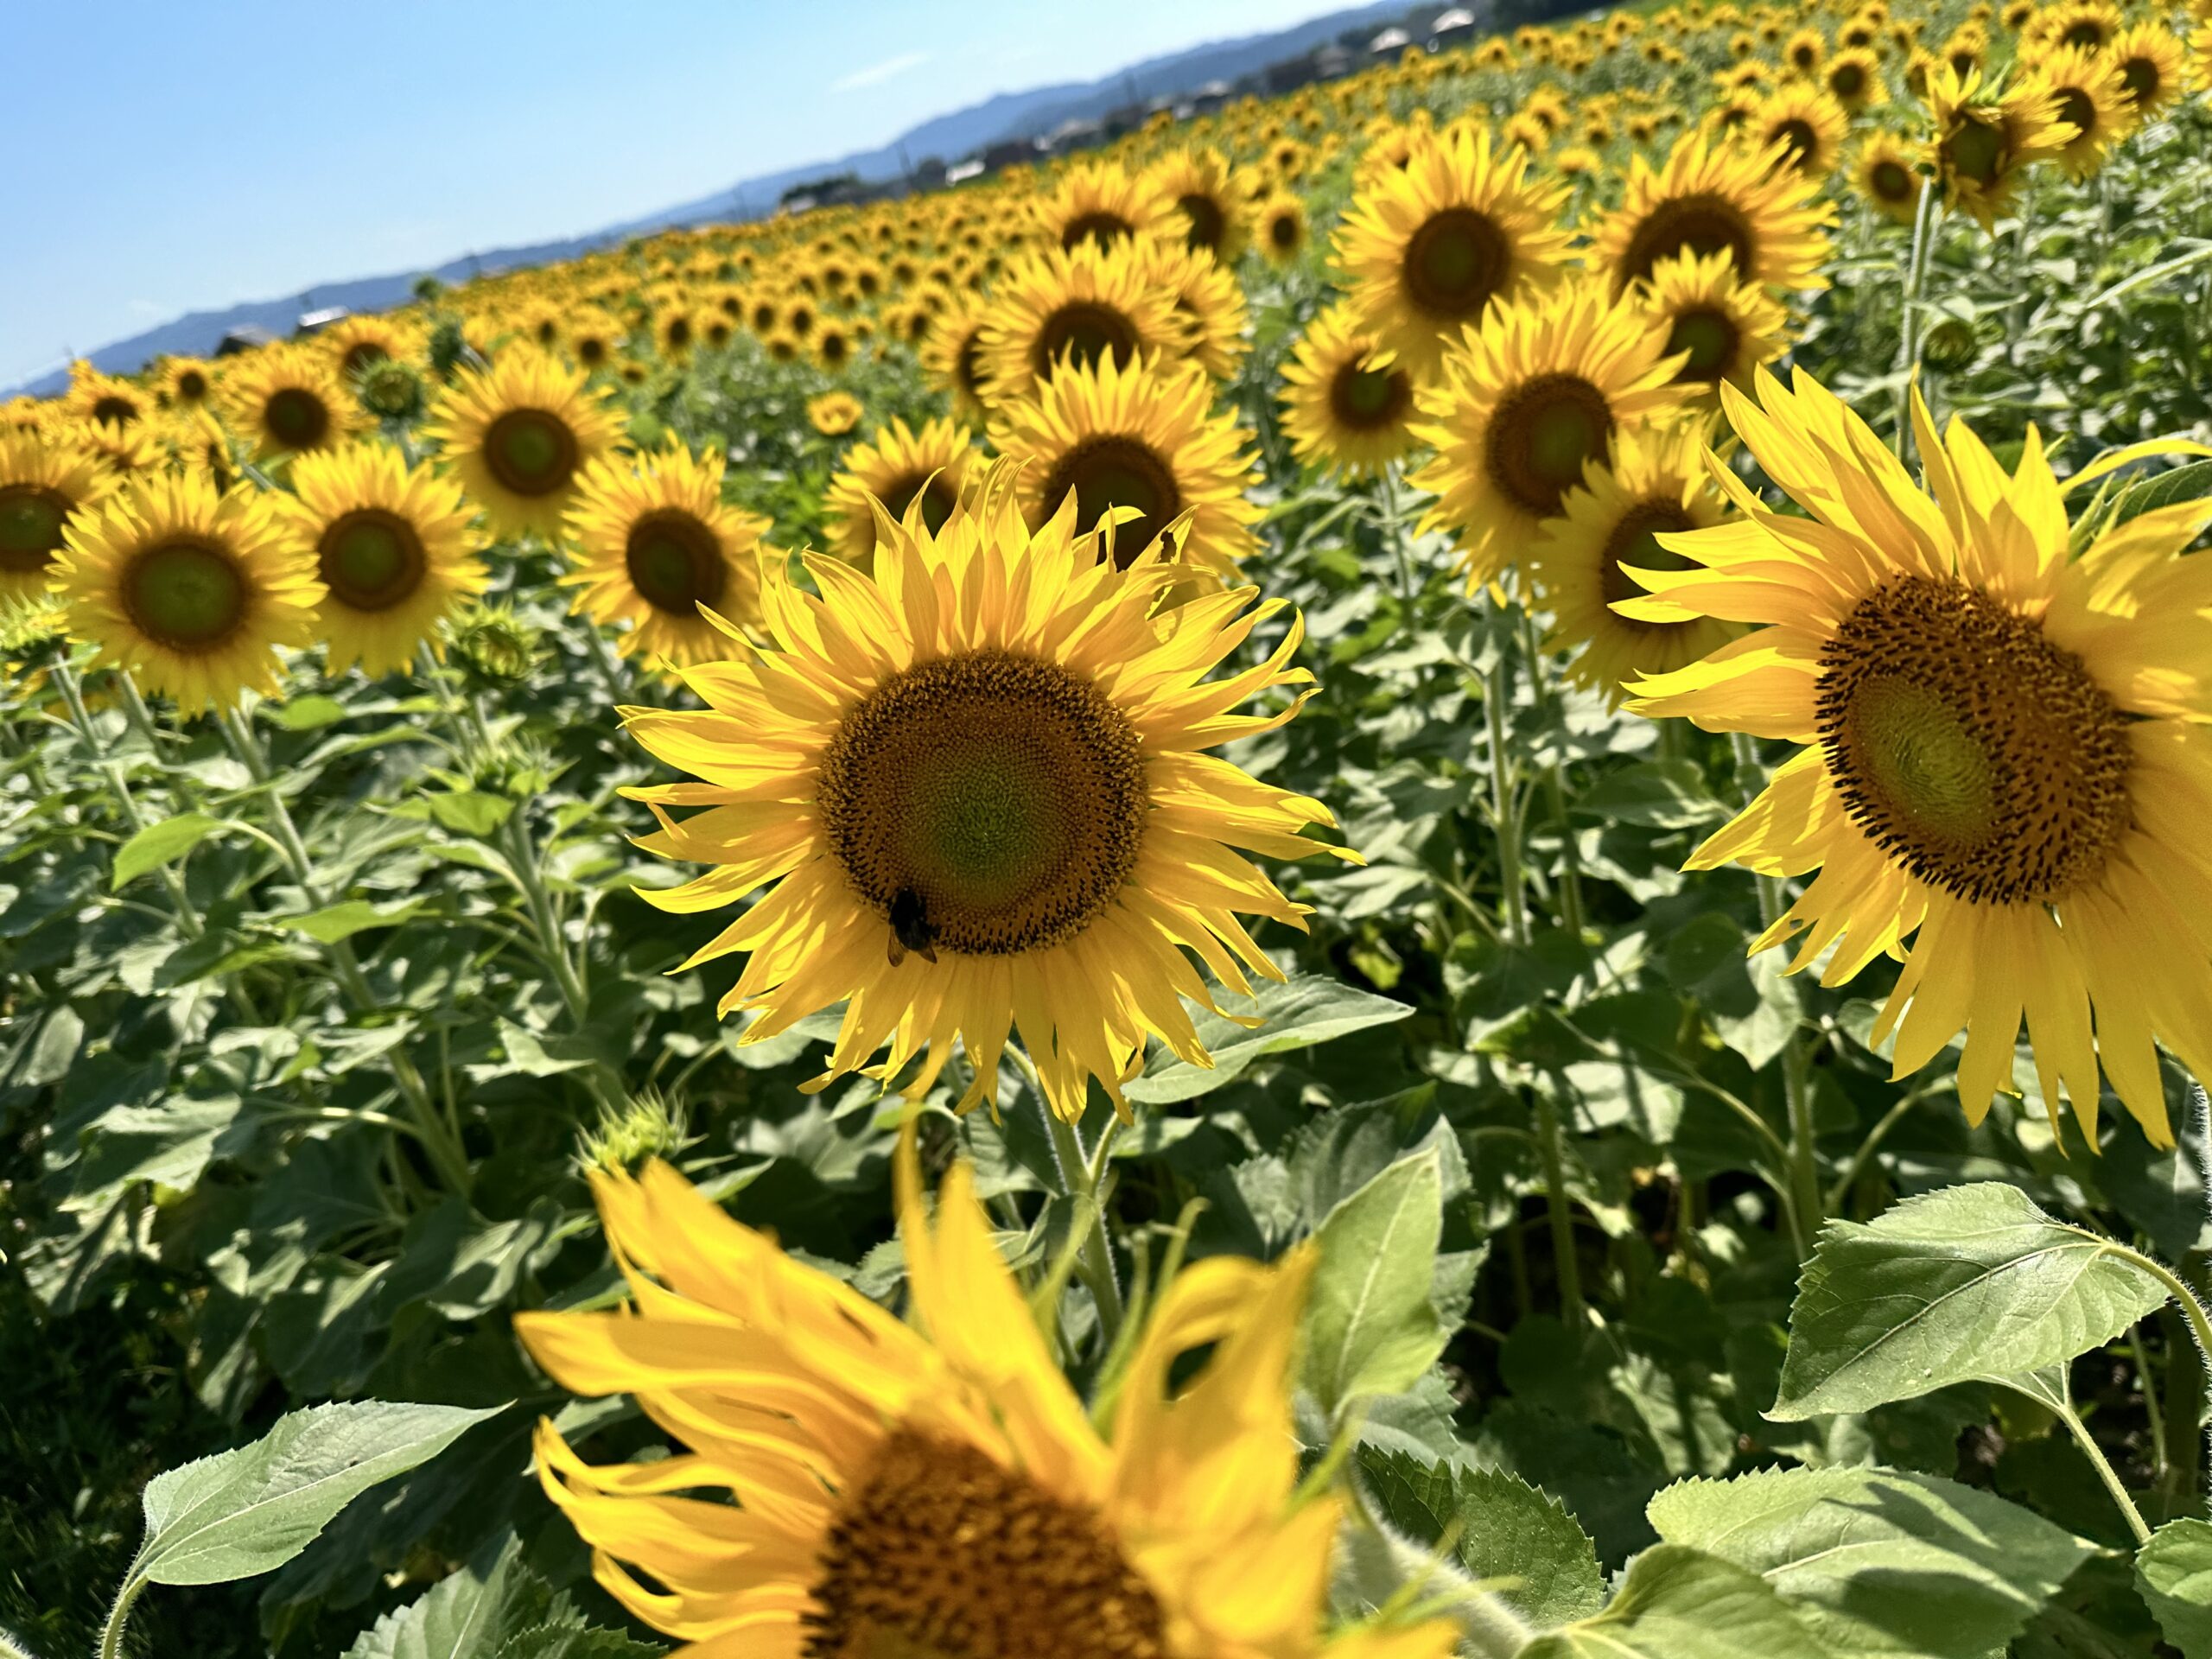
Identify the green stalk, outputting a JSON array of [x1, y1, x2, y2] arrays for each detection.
[[1014, 1049, 1126, 1344], [1731, 729, 1821, 1255], [1891, 178, 1939, 461], [216, 702, 474, 1195], [2053, 1395, 2153, 1547], [2133, 1324, 2171, 1489], [1534, 1088, 1585, 1328], [1484, 649, 1529, 946], [1376, 461, 1417, 626], [1516, 607, 1585, 942], [50, 658, 206, 941]]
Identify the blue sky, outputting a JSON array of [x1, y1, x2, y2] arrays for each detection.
[[3, 0, 1342, 388]]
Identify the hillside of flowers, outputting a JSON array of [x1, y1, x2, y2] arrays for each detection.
[[6, 1, 2212, 1655]]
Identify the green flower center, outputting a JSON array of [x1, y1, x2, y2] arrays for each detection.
[[1597, 504, 1700, 617], [1870, 159, 1916, 203], [1331, 361, 1412, 431], [1486, 373, 1616, 517], [1042, 435, 1185, 570], [623, 509, 727, 617], [1403, 207, 1512, 320], [816, 652, 1147, 957], [318, 509, 426, 613], [0, 486, 73, 575], [264, 387, 331, 451], [483, 409, 579, 497], [1666, 308, 1739, 381], [1944, 118, 2006, 187], [123, 538, 247, 652], [1818, 575, 2133, 906]]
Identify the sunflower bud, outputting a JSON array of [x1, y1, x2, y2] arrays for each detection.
[[577, 1090, 689, 1177], [357, 359, 427, 423], [1921, 314, 1979, 369], [426, 319, 470, 384], [448, 601, 541, 689]]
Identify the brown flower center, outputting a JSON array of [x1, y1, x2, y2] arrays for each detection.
[[1484, 374, 1616, 518], [1177, 192, 1226, 252], [624, 509, 727, 616], [1618, 193, 1758, 289], [1040, 435, 1185, 569], [1032, 302, 1141, 382], [1597, 502, 1700, 620], [1666, 308, 1740, 383], [802, 1431, 1166, 1659], [817, 652, 1146, 957], [318, 508, 427, 612], [880, 471, 959, 537], [0, 485, 74, 576], [1402, 208, 1513, 321], [1816, 575, 2133, 906], [264, 388, 331, 451], [122, 538, 249, 652], [483, 409, 579, 497], [1060, 211, 1135, 251], [1329, 359, 1413, 433]]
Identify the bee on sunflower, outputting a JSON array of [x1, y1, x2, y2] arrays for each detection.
[[512, 1138, 1456, 1659], [422, 346, 621, 540], [615, 461, 1349, 1124], [1626, 368, 2212, 1147], [563, 440, 771, 669], [52, 470, 323, 711], [277, 441, 487, 677]]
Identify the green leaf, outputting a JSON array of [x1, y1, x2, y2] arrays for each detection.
[[1770, 1184, 2168, 1420], [1124, 975, 1413, 1103], [132, 1400, 506, 1586], [66, 1095, 248, 1209], [1301, 1149, 1446, 1415], [280, 898, 429, 944], [1571, 760, 1728, 829], [1359, 1447, 1605, 1630], [2137, 1517, 2212, 1659], [340, 1535, 544, 1659], [1648, 1465, 2095, 1659], [111, 811, 222, 888], [1516, 1544, 1831, 1659], [268, 694, 353, 731]]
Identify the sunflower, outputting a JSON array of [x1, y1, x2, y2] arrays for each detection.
[[2033, 0, 2122, 52], [1256, 193, 1311, 266], [1751, 84, 1853, 177], [2107, 21, 2188, 116], [824, 416, 976, 567], [563, 440, 771, 669], [1147, 145, 1253, 263], [921, 295, 995, 423], [512, 1144, 1455, 1659], [568, 309, 621, 373], [62, 366, 152, 432], [1530, 423, 1736, 704], [278, 441, 487, 677], [1783, 26, 1828, 75], [421, 346, 621, 540], [321, 314, 417, 379], [2031, 45, 2141, 180], [69, 416, 166, 481], [615, 461, 1346, 1122], [1626, 368, 2212, 1145], [1411, 279, 1697, 592], [1142, 240, 1249, 382], [53, 470, 323, 711], [1823, 45, 1890, 111], [1922, 64, 2075, 230], [1851, 130, 1929, 222], [1633, 249, 1792, 402], [1335, 125, 1576, 381], [1279, 302, 1424, 480], [1591, 130, 1836, 296], [219, 345, 362, 462], [808, 391, 863, 437], [989, 354, 1261, 578], [1034, 158, 1173, 251], [0, 431, 115, 603], [156, 357, 216, 410], [975, 242, 1179, 407]]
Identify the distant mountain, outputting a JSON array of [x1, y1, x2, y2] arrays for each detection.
[[8, 0, 1418, 399]]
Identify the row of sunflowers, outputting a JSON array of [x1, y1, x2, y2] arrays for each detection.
[[6, 0, 2212, 1654]]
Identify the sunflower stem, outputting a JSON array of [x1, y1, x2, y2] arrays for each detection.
[[1891, 178, 1939, 461], [1533, 1086, 1585, 1330], [2051, 1392, 2153, 1548], [1377, 461, 1418, 629], [217, 701, 474, 1197], [1516, 606, 1586, 944], [50, 657, 206, 942], [1730, 728, 1822, 1255], [1024, 1062, 1125, 1346], [1483, 644, 1529, 948]]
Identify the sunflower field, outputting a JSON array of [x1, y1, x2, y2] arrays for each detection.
[[9, 0, 2212, 1654]]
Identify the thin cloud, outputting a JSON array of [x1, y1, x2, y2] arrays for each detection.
[[831, 50, 931, 92]]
